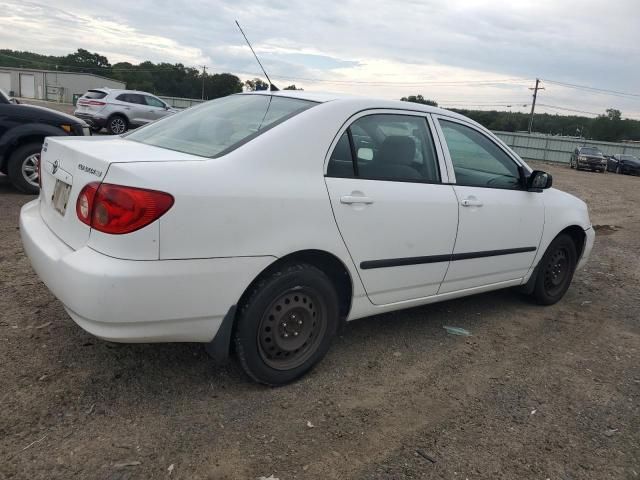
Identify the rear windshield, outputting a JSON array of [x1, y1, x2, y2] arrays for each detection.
[[580, 147, 602, 155], [84, 90, 107, 99], [126, 94, 317, 157]]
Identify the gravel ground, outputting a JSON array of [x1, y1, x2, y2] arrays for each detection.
[[0, 162, 638, 479]]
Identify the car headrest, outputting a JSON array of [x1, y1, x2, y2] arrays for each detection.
[[378, 136, 416, 166]]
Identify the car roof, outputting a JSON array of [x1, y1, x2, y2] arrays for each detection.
[[88, 88, 158, 96], [245, 89, 470, 121]]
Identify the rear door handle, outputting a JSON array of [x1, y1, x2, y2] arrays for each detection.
[[461, 198, 483, 207], [340, 195, 374, 205]]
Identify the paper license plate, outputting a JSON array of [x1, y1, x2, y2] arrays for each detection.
[[52, 179, 72, 215]]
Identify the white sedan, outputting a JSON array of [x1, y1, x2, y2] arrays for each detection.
[[20, 91, 594, 385]]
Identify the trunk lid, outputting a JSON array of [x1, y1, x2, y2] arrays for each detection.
[[39, 136, 203, 250]]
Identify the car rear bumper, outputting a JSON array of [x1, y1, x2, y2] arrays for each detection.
[[20, 199, 274, 343]]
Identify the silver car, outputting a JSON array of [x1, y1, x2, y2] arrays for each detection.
[[74, 88, 177, 135]]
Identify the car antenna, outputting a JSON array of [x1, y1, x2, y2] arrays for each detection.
[[235, 20, 279, 92]]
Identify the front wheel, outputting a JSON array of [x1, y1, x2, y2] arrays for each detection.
[[234, 263, 339, 386], [531, 234, 577, 305], [7, 142, 42, 194]]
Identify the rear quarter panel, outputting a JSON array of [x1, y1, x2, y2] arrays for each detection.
[[104, 102, 368, 300]]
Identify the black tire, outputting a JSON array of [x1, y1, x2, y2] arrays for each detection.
[[107, 115, 128, 135], [90, 126, 102, 134], [7, 142, 42, 194], [531, 234, 577, 305], [234, 263, 339, 386]]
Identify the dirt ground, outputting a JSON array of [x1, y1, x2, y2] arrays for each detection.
[[1, 162, 638, 480]]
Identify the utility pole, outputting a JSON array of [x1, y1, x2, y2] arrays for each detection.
[[200, 65, 207, 100], [528, 78, 544, 134]]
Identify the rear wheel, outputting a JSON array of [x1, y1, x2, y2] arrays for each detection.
[[234, 263, 339, 386], [7, 142, 42, 194], [107, 115, 128, 135], [531, 234, 577, 305]]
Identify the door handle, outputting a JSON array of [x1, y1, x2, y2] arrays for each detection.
[[340, 195, 374, 205], [461, 197, 483, 207]]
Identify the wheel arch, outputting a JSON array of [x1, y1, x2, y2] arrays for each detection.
[[240, 249, 354, 322], [558, 225, 586, 260], [107, 112, 130, 127], [523, 224, 586, 295], [207, 249, 354, 364], [0, 126, 59, 170]]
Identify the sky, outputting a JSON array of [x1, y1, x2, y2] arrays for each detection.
[[2, 0, 640, 118]]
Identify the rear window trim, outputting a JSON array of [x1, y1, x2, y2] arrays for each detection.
[[126, 94, 320, 159]]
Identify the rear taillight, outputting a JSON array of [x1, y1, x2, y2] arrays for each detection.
[[78, 99, 106, 106], [76, 182, 174, 234]]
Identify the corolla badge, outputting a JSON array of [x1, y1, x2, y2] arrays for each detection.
[[52, 159, 59, 174]]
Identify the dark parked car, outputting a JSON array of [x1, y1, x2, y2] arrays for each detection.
[[0, 88, 89, 193], [570, 146, 606, 172], [606, 154, 640, 175]]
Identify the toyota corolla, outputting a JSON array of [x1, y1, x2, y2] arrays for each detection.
[[20, 91, 595, 385]]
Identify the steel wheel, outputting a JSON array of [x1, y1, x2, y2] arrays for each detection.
[[22, 153, 40, 188], [257, 287, 327, 371], [233, 263, 339, 385], [543, 247, 570, 297]]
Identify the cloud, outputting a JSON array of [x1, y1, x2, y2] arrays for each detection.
[[1, 0, 639, 117]]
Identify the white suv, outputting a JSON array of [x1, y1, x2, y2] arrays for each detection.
[[21, 91, 594, 385], [74, 88, 177, 134]]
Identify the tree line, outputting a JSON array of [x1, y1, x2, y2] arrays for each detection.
[[401, 95, 640, 142], [0, 49, 300, 100], [2, 49, 637, 142]]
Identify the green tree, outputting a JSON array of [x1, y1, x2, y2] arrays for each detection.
[[283, 84, 303, 90], [244, 78, 269, 91], [606, 108, 621, 121], [400, 95, 438, 107], [63, 48, 111, 70]]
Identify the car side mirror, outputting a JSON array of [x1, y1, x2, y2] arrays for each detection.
[[527, 170, 552, 192]]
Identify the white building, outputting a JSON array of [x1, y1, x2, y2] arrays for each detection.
[[0, 67, 125, 104]]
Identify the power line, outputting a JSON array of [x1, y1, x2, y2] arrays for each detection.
[[543, 78, 640, 100]]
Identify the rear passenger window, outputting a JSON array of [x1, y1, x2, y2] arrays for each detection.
[[327, 132, 354, 178], [326, 114, 440, 183]]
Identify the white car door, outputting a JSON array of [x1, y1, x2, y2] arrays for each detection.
[[325, 111, 459, 305], [432, 116, 545, 294]]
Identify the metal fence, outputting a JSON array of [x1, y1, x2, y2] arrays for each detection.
[[493, 131, 640, 164], [158, 96, 205, 109]]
